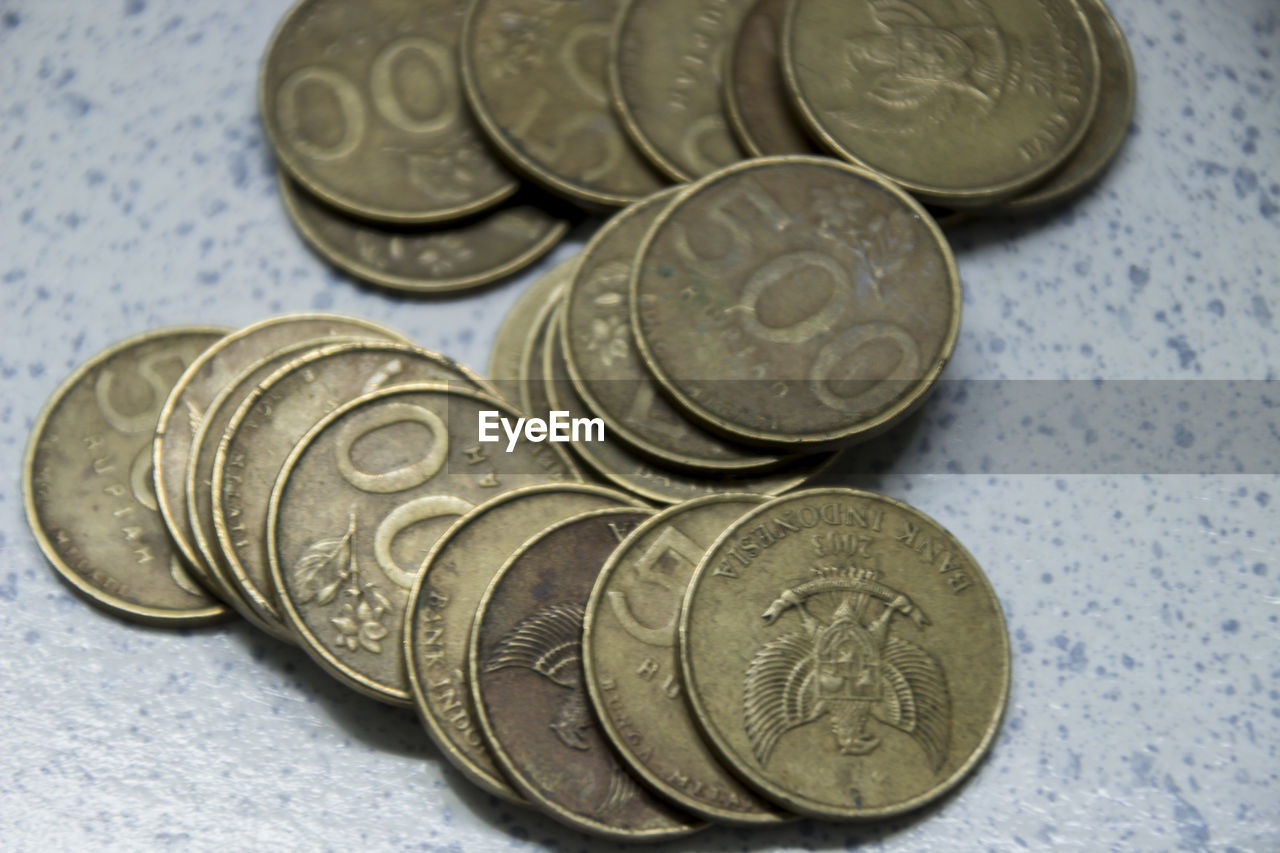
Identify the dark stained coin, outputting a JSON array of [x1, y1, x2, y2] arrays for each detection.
[[24, 326, 231, 626], [725, 0, 821, 157], [469, 508, 704, 839]]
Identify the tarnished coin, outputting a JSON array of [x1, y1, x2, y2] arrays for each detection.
[[611, 0, 752, 181], [517, 280, 567, 421], [155, 315, 406, 592], [784, 0, 1101, 206], [469, 508, 703, 839], [583, 494, 791, 824], [214, 341, 490, 640], [279, 176, 570, 294], [269, 384, 577, 705], [261, 0, 518, 224], [488, 256, 577, 405], [461, 0, 668, 208], [993, 0, 1135, 213], [563, 188, 787, 473], [680, 488, 1011, 819], [725, 0, 822, 157], [24, 326, 231, 626], [406, 484, 642, 802], [630, 157, 960, 449]]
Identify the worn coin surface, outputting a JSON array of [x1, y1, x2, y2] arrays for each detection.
[[469, 508, 703, 839], [680, 488, 1010, 819], [461, 0, 668, 208], [261, 0, 518, 223], [784, 0, 1100, 206], [24, 326, 231, 626], [630, 156, 960, 449], [280, 176, 570, 294], [488, 256, 576, 405], [214, 341, 488, 639], [155, 314, 406, 590], [725, 0, 821, 157], [583, 494, 792, 823], [406, 483, 641, 801], [563, 188, 786, 473], [611, 0, 752, 181]]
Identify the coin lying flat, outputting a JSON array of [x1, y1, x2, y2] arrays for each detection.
[[214, 341, 490, 641], [680, 488, 1010, 819], [784, 0, 1101, 206], [563, 188, 787, 473], [469, 508, 703, 840], [280, 176, 570, 294], [261, 0, 518, 224], [24, 326, 231, 626], [630, 156, 960, 449], [406, 484, 642, 802], [611, 0, 752, 181], [461, 0, 668, 208], [725, 0, 821, 157], [583, 494, 792, 824], [488, 256, 577, 405]]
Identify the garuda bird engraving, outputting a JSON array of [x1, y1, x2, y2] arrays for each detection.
[[744, 566, 950, 770]]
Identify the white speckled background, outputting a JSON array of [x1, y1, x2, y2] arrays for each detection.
[[1, 1, 1277, 850]]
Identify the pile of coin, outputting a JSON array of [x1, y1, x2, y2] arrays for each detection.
[[258, 0, 1134, 292]]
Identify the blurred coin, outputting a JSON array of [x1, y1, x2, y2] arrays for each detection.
[[488, 256, 577, 405], [725, 0, 821, 157]]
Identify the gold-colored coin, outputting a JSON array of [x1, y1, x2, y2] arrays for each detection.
[[154, 315, 407, 595], [260, 0, 518, 224], [630, 156, 960, 449], [611, 0, 753, 181], [461, 0, 668, 208], [783, 0, 1101, 206], [488, 256, 577, 405], [24, 326, 231, 626], [563, 188, 788, 473], [469, 507, 704, 839], [992, 0, 1135, 213], [406, 483, 642, 802], [725, 0, 821, 157], [583, 493, 792, 824], [214, 341, 491, 642], [679, 488, 1011, 819], [517, 279, 568, 421], [279, 176, 570, 294], [268, 384, 578, 705]]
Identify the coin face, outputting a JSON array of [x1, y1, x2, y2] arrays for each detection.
[[461, 0, 668, 208], [563, 188, 787, 472], [583, 494, 792, 823], [279, 176, 570, 294], [24, 327, 231, 626], [630, 157, 960, 449], [406, 483, 641, 801], [612, 0, 752, 180], [680, 488, 1010, 819], [725, 0, 821, 157], [469, 508, 703, 839], [214, 341, 489, 640], [784, 0, 1100, 206], [488, 257, 576, 405], [261, 0, 518, 223], [155, 315, 406, 590]]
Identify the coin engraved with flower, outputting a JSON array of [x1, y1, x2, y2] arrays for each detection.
[[295, 512, 392, 654]]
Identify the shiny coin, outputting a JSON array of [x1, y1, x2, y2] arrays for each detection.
[[24, 326, 231, 626], [725, 0, 822, 157], [680, 488, 1011, 819], [280, 176, 570, 294], [630, 157, 960, 449], [611, 0, 752, 181], [261, 0, 518, 224], [269, 384, 578, 705], [469, 508, 703, 839], [563, 188, 788, 473], [583, 494, 791, 823], [214, 341, 490, 641], [461, 0, 668, 208], [488, 256, 577, 405], [406, 483, 642, 802], [784, 0, 1100, 206], [154, 314, 407, 594]]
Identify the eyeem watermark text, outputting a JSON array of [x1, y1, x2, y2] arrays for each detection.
[[479, 410, 604, 452]]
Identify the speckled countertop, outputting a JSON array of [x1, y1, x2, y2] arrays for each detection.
[[1, 1, 1276, 850]]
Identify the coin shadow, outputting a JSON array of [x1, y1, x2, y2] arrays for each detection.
[[806, 404, 929, 491]]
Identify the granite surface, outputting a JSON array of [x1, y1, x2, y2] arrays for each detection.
[[1, 0, 1277, 850]]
